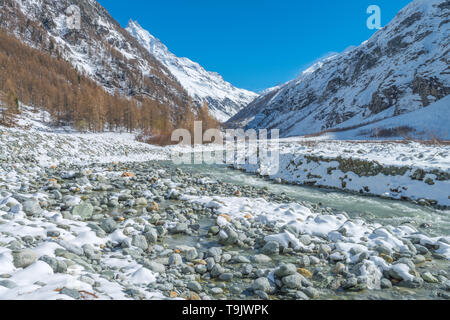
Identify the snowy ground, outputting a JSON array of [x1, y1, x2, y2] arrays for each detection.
[[5, 109, 450, 207], [1, 113, 450, 300], [2, 108, 171, 167], [232, 138, 450, 207]]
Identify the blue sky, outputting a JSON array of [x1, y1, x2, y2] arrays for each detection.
[[98, 0, 412, 92]]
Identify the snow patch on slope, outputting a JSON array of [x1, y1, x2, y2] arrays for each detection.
[[229, 0, 449, 138]]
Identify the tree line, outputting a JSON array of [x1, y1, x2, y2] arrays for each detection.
[[0, 29, 218, 144]]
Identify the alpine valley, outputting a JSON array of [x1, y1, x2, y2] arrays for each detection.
[[0, 0, 449, 302]]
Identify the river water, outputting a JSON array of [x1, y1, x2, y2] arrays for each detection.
[[174, 162, 450, 237], [157, 160, 450, 300]]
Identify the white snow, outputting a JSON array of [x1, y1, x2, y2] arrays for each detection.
[[230, 0, 449, 139], [126, 20, 258, 122]]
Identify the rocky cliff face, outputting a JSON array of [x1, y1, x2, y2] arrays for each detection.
[[228, 0, 449, 138], [0, 0, 193, 111], [126, 20, 258, 122]]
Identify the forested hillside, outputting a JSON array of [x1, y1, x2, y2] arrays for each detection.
[[0, 0, 218, 143]]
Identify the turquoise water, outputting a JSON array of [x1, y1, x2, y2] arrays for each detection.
[[172, 161, 450, 237]]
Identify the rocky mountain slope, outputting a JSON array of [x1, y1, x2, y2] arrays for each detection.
[[126, 20, 258, 122], [228, 0, 450, 138], [0, 0, 193, 112]]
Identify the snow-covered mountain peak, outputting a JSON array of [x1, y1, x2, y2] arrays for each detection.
[[127, 20, 170, 58], [126, 20, 258, 122]]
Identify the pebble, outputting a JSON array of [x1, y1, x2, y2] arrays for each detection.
[[252, 277, 273, 293], [219, 273, 234, 281], [22, 199, 43, 217], [72, 203, 93, 220], [302, 287, 319, 299], [275, 264, 297, 278], [422, 272, 439, 283], [211, 287, 223, 295], [187, 281, 202, 293], [381, 278, 393, 289], [60, 287, 81, 299], [169, 254, 183, 266], [210, 264, 225, 278], [0, 280, 17, 289], [144, 229, 158, 244], [252, 254, 272, 264], [170, 223, 188, 234], [100, 217, 117, 234], [132, 234, 148, 251], [297, 255, 310, 268], [12, 250, 38, 268], [282, 274, 304, 289], [295, 290, 309, 300], [185, 248, 198, 261]]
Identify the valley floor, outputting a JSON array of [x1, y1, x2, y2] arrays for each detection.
[[0, 124, 449, 300]]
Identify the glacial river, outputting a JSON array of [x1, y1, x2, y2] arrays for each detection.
[[157, 160, 450, 300]]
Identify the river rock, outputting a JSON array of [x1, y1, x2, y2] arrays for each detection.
[[60, 287, 81, 299], [0, 280, 17, 289], [145, 261, 166, 274], [144, 229, 158, 244], [170, 223, 188, 235], [132, 234, 148, 251], [185, 247, 198, 261], [380, 278, 393, 289], [187, 281, 202, 293], [39, 255, 67, 273], [282, 274, 304, 289], [302, 287, 319, 299], [252, 254, 272, 264], [275, 264, 297, 278], [13, 250, 37, 268], [210, 264, 225, 278], [58, 240, 84, 256], [422, 272, 439, 283], [72, 203, 93, 219], [262, 241, 280, 255], [22, 199, 43, 216], [298, 255, 310, 268], [252, 277, 273, 293], [169, 253, 183, 266], [100, 217, 117, 234]]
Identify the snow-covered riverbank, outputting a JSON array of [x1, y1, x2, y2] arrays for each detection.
[[233, 139, 450, 207]]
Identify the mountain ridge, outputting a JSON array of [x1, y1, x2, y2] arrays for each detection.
[[0, 0, 195, 112], [227, 0, 449, 139]]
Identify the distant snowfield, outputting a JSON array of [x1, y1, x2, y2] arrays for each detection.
[[328, 96, 450, 141], [7, 107, 171, 166]]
